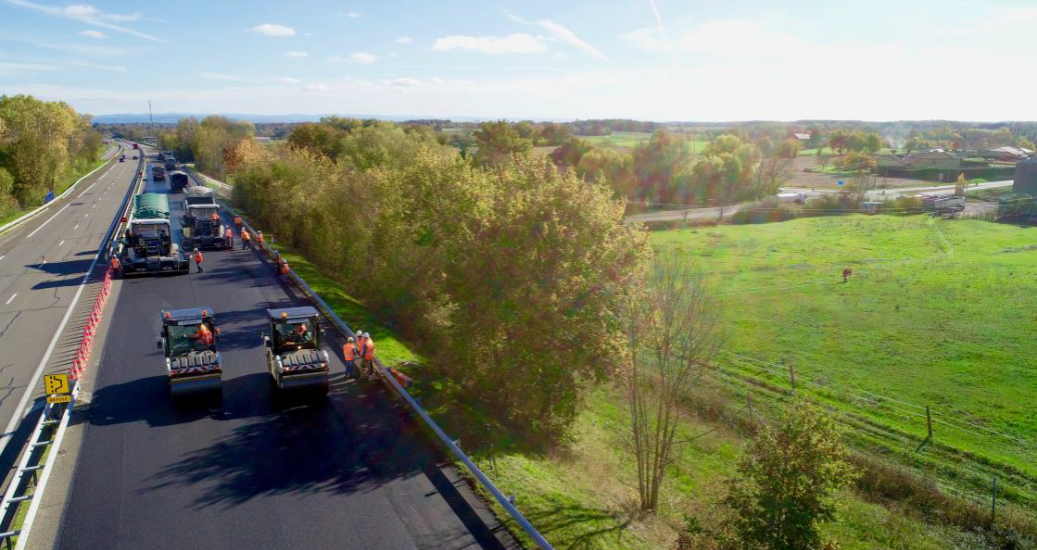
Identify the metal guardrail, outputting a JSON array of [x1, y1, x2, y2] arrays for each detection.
[[185, 168, 553, 549], [0, 143, 146, 549]]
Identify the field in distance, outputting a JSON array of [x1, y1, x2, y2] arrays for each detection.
[[651, 215, 1037, 512]]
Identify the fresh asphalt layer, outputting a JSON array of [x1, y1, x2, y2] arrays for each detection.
[[58, 151, 516, 550], [0, 146, 133, 465]]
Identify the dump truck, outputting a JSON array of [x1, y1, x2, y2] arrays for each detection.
[[182, 187, 229, 250], [119, 192, 190, 275], [164, 154, 178, 172], [158, 308, 222, 398], [263, 307, 330, 395], [170, 171, 189, 192], [152, 164, 166, 181]]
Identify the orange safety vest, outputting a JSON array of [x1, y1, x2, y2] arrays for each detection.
[[225, 228, 233, 238], [256, 232, 264, 243], [234, 216, 243, 226], [279, 261, 289, 275], [241, 230, 251, 241], [210, 211, 219, 222], [110, 257, 121, 269], [363, 338, 375, 361], [195, 326, 213, 345], [343, 342, 357, 361], [194, 251, 204, 264]]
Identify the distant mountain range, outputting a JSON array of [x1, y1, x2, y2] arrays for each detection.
[[91, 113, 539, 124]]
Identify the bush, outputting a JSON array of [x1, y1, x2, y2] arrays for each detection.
[[729, 197, 798, 224]]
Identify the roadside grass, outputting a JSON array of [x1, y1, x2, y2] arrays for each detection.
[[966, 186, 1014, 202], [651, 216, 1037, 516], [0, 155, 109, 228], [265, 218, 994, 549]]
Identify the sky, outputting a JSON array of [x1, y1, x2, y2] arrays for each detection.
[[1, 0, 1036, 121]]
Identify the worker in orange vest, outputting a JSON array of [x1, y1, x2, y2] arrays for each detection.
[[233, 215, 243, 229], [278, 258, 290, 282], [210, 211, 220, 223], [240, 228, 251, 250], [224, 227, 234, 248], [256, 230, 265, 250], [193, 248, 204, 273], [109, 255, 122, 278], [360, 331, 375, 378], [342, 337, 358, 378], [191, 323, 214, 346]]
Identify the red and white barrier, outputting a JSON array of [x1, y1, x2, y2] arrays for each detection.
[[70, 267, 114, 381]]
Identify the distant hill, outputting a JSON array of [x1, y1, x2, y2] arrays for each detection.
[[91, 113, 500, 124]]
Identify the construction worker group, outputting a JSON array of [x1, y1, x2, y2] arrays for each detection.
[[342, 330, 375, 379]]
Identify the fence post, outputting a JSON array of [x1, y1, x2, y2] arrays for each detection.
[[788, 364, 796, 390], [915, 406, 933, 452], [991, 476, 998, 524]]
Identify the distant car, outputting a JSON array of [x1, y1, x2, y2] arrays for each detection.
[[119, 156, 125, 162], [132, 155, 138, 159]]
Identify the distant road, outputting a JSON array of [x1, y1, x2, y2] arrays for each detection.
[[627, 180, 1015, 223]]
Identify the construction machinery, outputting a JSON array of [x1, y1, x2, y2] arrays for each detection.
[[263, 307, 329, 395], [163, 152, 178, 172], [181, 187, 229, 250], [119, 192, 190, 275], [170, 171, 189, 192], [158, 308, 222, 399], [152, 164, 166, 181]]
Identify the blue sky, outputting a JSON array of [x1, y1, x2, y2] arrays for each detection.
[[1, 0, 1035, 121]]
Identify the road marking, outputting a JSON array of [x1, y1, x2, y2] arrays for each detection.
[[26, 203, 71, 239], [92, 203, 96, 208], [0, 255, 4, 262], [4, 293, 15, 305], [58, 240, 65, 247], [83, 213, 88, 218], [0, 221, 111, 462]]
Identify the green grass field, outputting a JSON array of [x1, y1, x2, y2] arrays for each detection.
[[256, 209, 1011, 548], [651, 216, 1037, 514]]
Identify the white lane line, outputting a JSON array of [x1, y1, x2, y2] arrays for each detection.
[[83, 213, 88, 218], [4, 293, 15, 305], [25, 203, 71, 239], [58, 240, 65, 247], [0, 255, 4, 262], [0, 224, 111, 460]]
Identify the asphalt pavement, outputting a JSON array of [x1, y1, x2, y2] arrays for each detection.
[[57, 150, 516, 550], [0, 145, 135, 466]]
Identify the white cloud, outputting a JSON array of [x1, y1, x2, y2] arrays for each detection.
[[502, 9, 528, 25], [284, 50, 309, 58], [253, 23, 296, 37], [338, 11, 360, 18], [536, 20, 608, 60], [387, 77, 421, 87], [394, 36, 412, 44], [69, 60, 126, 72], [623, 19, 807, 60], [388, 53, 399, 59], [79, 30, 105, 39], [278, 77, 301, 84], [3, 0, 164, 42], [0, 60, 62, 75], [432, 33, 548, 55], [198, 71, 239, 81], [350, 52, 377, 64], [303, 83, 327, 91]]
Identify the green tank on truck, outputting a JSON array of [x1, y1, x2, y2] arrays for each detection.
[[119, 192, 190, 275]]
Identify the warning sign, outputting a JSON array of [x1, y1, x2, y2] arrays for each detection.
[[47, 394, 71, 404], [44, 373, 71, 395]]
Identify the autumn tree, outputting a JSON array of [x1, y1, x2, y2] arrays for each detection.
[[954, 172, 967, 196], [723, 400, 857, 550], [692, 134, 761, 221], [777, 138, 800, 159], [473, 120, 533, 167], [623, 251, 720, 512]]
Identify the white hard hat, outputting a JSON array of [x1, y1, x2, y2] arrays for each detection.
[[363, 332, 370, 338]]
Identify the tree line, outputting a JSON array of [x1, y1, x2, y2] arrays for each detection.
[[0, 95, 104, 218]]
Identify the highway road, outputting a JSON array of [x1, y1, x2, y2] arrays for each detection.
[[0, 144, 133, 464], [57, 149, 516, 550]]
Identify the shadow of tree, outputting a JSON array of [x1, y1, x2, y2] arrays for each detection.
[[525, 502, 637, 550]]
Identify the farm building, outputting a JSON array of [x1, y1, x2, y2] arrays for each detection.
[[1013, 157, 1037, 195], [875, 150, 1012, 182], [980, 146, 1033, 162]]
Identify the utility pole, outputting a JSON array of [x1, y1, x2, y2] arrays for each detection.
[[148, 100, 153, 124]]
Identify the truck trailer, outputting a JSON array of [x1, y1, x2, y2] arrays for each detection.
[[119, 192, 190, 275]]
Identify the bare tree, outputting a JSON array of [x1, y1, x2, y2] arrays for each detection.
[[622, 252, 722, 512]]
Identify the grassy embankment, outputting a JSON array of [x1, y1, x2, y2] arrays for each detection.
[[652, 216, 1037, 518], [0, 153, 110, 228], [260, 217, 1005, 549]]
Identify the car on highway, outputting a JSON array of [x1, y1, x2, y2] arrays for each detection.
[[119, 155, 125, 162]]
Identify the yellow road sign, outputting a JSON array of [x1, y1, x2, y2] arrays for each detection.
[[47, 394, 71, 404], [44, 373, 71, 395]]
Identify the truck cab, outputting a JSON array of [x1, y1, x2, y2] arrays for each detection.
[[159, 308, 222, 399], [152, 165, 166, 181], [169, 171, 189, 192], [164, 155, 178, 171], [263, 307, 329, 395]]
